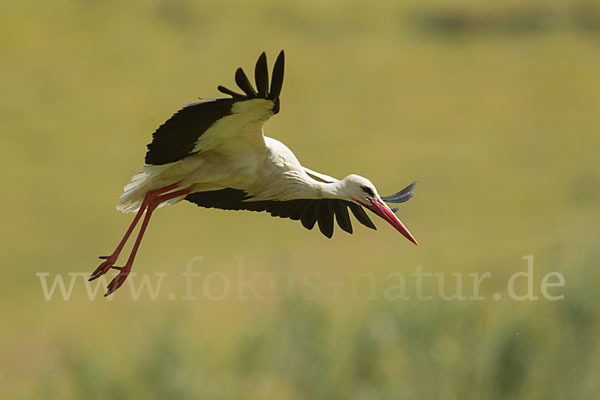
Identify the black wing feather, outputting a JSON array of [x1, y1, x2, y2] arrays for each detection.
[[254, 52, 269, 97], [287, 201, 308, 220], [217, 85, 245, 99], [317, 200, 334, 238], [301, 202, 319, 230], [348, 203, 377, 230], [269, 51, 285, 101], [333, 201, 353, 234], [185, 189, 376, 237], [145, 51, 285, 166], [235, 68, 257, 97]]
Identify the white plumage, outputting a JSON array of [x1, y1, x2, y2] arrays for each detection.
[[92, 50, 418, 296]]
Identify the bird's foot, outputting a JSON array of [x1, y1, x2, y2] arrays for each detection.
[[104, 265, 131, 297], [89, 254, 118, 281]]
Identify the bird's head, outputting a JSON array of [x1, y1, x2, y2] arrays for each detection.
[[341, 174, 418, 245]]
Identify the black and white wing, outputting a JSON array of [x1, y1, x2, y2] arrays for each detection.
[[185, 188, 376, 239], [145, 51, 285, 165]]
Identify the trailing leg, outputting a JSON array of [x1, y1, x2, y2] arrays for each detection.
[[102, 186, 192, 296]]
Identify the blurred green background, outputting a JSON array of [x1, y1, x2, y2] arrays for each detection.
[[2, 0, 600, 398]]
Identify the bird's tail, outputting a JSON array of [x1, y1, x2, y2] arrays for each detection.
[[117, 162, 199, 213], [117, 165, 181, 213], [117, 168, 154, 213]]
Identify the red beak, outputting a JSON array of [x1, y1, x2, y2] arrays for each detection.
[[360, 198, 418, 245]]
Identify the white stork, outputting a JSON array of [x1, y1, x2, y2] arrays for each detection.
[[91, 50, 418, 296]]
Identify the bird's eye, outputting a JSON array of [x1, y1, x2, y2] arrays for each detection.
[[361, 186, 375, 197]]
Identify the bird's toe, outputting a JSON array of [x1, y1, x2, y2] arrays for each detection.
[[104, 268, 130, 296], [89, 257, 116, 281]]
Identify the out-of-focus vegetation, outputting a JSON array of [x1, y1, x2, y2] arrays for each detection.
[[2, 0, 600, 398]]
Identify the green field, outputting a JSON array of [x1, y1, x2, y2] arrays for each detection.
[[2, 0, 600, 398]]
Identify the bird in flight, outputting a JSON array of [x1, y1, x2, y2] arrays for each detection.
[[91, 50, 418, 296]]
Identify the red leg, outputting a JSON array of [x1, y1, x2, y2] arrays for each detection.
[[90, 182, 183, 282], [104, 203, 158, 296], [103, 187, 192, 296], [89, 204, 147, 281]]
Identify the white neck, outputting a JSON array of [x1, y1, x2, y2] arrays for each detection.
[[294, 176, 353, 201], [250, 172, 351, 202], [318, 180, 349, 199]]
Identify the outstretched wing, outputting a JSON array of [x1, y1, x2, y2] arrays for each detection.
[[185, 189, 376, 239], [145, 51, 285, 165]]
